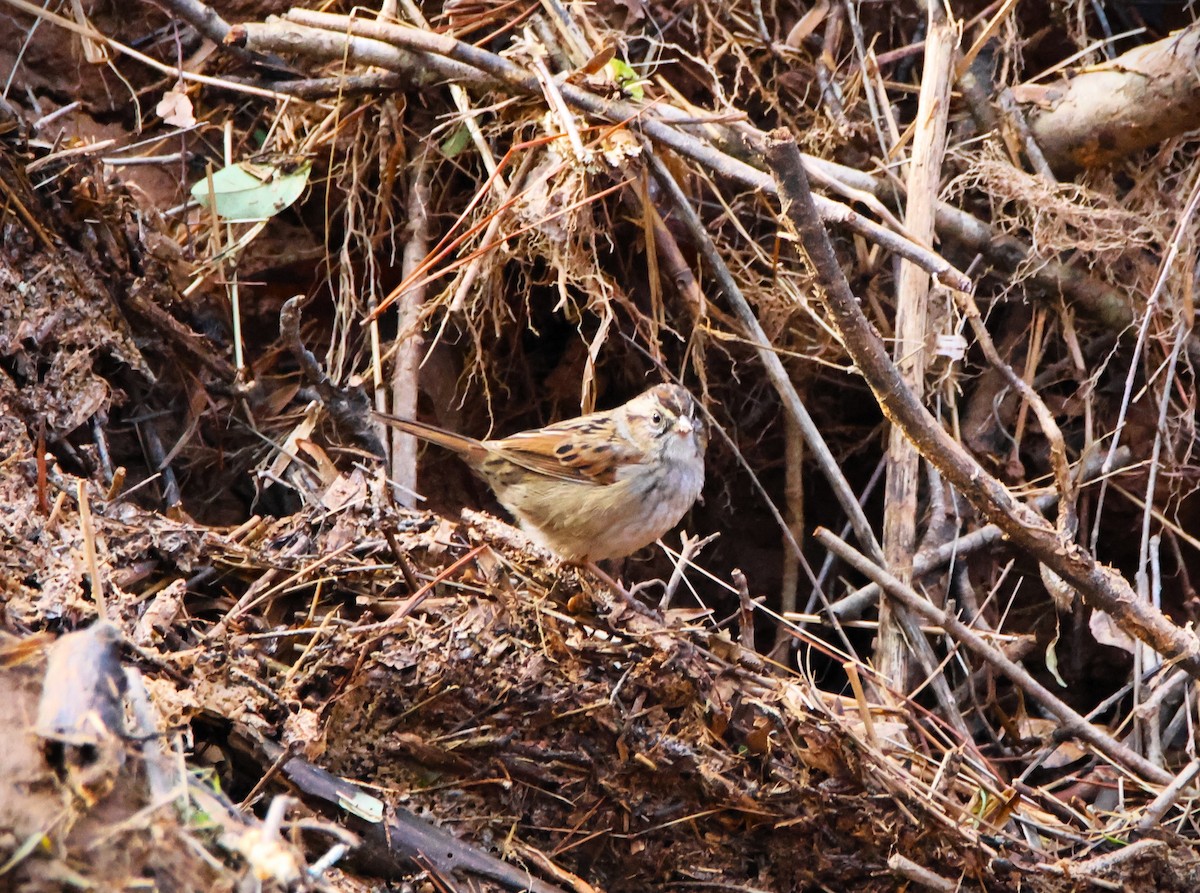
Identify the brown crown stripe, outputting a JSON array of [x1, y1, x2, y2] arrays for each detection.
[[652, 384, 692, 419]]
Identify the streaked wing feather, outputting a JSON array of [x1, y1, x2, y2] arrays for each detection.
[[491, 419, 638, 485]]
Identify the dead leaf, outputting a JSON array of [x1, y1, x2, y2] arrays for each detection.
[[156, 84, 196, 128], [1089, 608, 1136, 654]]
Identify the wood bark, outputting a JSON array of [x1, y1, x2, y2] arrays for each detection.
[[878, 7, 957, 689], [1028, 24, 1200, 174]]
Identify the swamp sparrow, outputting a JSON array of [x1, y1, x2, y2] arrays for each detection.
[[375, 383, 707, 562]]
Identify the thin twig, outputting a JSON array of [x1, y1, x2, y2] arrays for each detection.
[[643, 147, 884, 566], [877, 4, 957, 688], [830, 447, 1132, 620], [265, 9, 972, 291], [887, 854, 957, 893], [77, 480, 109, 621], [5, 0, 302, 101], [659, 532, 719, 611], [136, 411, 182, 511], [953, 285, 1078, 535], [240, 6, 1153, 351], [385, 146, 431, 505], [1136, 758, 1200, 831], [764, 128, 1200, 681], [815, 527, 1173, 785]]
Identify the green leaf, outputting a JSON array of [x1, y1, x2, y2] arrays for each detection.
[[441, 124, 472, 158], [337, 788, 384, 823], [606, 58, 645, 101], [191, 159, 311, 222]]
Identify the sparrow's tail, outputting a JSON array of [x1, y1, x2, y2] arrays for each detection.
[[372, 411, 486, 463]]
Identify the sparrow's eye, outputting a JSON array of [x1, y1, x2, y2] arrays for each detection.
[[650, 410, 665, 429]]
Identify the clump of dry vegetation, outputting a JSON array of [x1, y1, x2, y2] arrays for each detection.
[[4, 0, 1200, 890]]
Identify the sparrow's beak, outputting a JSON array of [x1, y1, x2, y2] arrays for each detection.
[[674, 416, 694, 436]]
